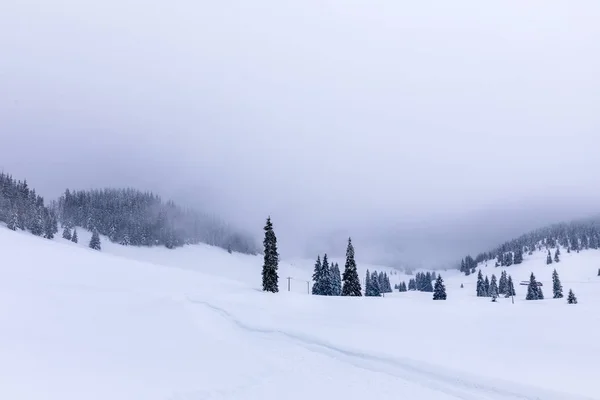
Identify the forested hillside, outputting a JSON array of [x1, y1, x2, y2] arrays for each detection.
[[0, 172, 58, 238], [57, 188, 258, 254], [460, 217, 600, 274]]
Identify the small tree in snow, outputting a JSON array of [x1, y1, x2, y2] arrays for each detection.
[[432, 275, 447, 300], [62, 226, 72, 240], [71, 228, 78, 243], [567, 289, 578, 304], [89, 228, 101, 251], [552, 269, 563, 299]]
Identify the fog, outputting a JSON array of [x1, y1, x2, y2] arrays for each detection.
[[1, 1, 599, 267]]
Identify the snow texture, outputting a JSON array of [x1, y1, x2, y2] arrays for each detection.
[[0, 227, 598, 399]]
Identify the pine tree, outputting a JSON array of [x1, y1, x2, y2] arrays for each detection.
[[554, 248, 560, 263], [552, 269, 563, 299], [408, 278, 416, 291], [341, 238, 362, 296], [498, 270, 508, 295], [370, 270, 381, 297], [505, 275, 516, 298], [484, 276, 490, 297], [460, 283, 464, 288], [526, 272, 542, 300], [62, 226, 72, 240], [489, 274, 499, 299], [89, 228, 101, 250], [364, 269, 372, 296], [71, 228, 78, 243], [476, 270, 486, 297], [384, 272, 392, 293], [330, 262, 342, 296], [598, 268, 600, 277], [321, 254, 332, 296], [7, 211, 18, 231], [546, 250, 553, 265], [261, 217, 279, 293], [312, 255, 324, 295], [433, 275, 447, 300], [513, 248, 523, 264], [567, 289, 577, 304], [120, 234, 131, 246]]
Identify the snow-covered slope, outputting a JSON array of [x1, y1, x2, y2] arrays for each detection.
[[0, 228, 598, 400]]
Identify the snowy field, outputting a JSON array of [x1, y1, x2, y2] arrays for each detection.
[[0, 227, 598, 400]]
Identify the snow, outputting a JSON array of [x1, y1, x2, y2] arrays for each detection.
[[0, 227, 598, 399]]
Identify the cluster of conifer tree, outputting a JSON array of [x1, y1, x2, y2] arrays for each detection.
[[407, 271, 435, 292], [262, 220, 362, 297], [0, 173, 58, 239], [57, 188, 257, 254], [364, 270, 392, 296], [476, 270, 515, 299], [311, 254, 342, 296], [395, 282, 408, 292], [460, 218, 600, 274]]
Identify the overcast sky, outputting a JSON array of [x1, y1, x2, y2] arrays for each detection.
[[1, 1, 599, 266]]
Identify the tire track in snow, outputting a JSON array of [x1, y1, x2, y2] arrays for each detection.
[[186, 297, 596, 400]]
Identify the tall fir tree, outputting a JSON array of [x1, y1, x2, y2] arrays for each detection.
[[89, 228, 101, 250], [484, 276, 490, 297], [489, 274, 499, 299], [567, 289, 577, 304], [370, 270, 381, 297], [526, 272, 543, 300], [261, 217, 279, 293], [7, 210, 18, 231], [311, 255, 324, 295], [432, 275, 447, 300], [554, 248, 560, 263], [476, 270, 486, 297], [321, 254, 332, 295], [364, 269, 373, 296], [546, 250, 553, 265], [505, 275, 516, 298], [332, 262, 342, 296], [62, 226, 72, 240], [71, 228, 78, 243], [408, 278, 416, 291], [552, 269, 563, 299], [513, 248, 523, 264], [341, 238, 362, 296], [498, 270, 508, 295]]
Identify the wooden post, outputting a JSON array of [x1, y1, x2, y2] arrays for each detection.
[[287, 277, 291, 292]]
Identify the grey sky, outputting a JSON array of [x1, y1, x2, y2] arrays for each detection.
[[1, 1, 599, 266]]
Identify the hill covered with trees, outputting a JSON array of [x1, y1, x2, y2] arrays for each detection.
[[459, 217, 600, 274], [57, 188, 258, 254]]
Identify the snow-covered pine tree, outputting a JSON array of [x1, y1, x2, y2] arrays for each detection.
[[489, 274, 499, 299], [321, 254, 332, 295], [476, 270, 486, 297], [484, 276, 490, 297], [552, 269, 563, 299], [554, 248, 560, 263], [62, 226, 72, 240], [526, 272, 541, 300], [598, 268, 600, 277], [71, 228, 78, 243], [7, 210, 18, 231], [567, 289, 577, 304], [89, 228, 101, 251], [408, 278, 416, 291], [370, 271, 381, 297], [377, 271, 385, 293], [120, 233, 131, 246], [332, 262, 342, 296], [506, 275, 516, 297], [312, 255, 323, 295], [364, 269, 373, 296], [341, 238, 362, 296], [432, 275, 447, 300], [546, 250, 553, 265], [261, 217, 279, 293], [498, 270, 508, 295], [384, 272, 392, 293], [513, 248, 523, 264]]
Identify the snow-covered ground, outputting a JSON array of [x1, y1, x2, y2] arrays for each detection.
[[0, 227, 598, 400]]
